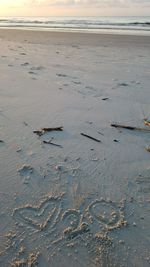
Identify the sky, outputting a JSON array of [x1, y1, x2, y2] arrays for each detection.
[[0, 0, 150, 16]]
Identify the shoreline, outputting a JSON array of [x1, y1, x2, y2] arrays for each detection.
[[0, 26, 150, 37], [0, 28, 150, 47]]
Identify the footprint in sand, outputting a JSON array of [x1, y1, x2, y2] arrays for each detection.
[[17, 164, 34, 184], [117, 82, 129, 87], [72, 81, 81, 85], [63, 83, 69, 87], [85, 85, 95, 90], [28, 71, 37, 75], [21, 62, 29, 66], [30, 66, 45, 71], [28, 66, 45, 77], [56, 73, 68, 78]]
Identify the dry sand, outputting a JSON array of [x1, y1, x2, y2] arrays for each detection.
[[0, 29, 150, 267]]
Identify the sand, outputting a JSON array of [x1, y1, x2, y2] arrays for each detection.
[[0, 29, 150, 267]]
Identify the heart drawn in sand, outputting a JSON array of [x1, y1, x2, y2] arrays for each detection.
[[13, 196, 62, 231]]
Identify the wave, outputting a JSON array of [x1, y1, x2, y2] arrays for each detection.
[[2, 25, 150, 32], [0, 17, 150, 32], [0, 18, 150, 27]]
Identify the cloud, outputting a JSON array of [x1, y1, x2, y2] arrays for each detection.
[[32, 0, 150, 7], [8, 0, 149, 8]]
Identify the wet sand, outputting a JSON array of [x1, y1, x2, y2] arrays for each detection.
[[0, 29, 150, 267]]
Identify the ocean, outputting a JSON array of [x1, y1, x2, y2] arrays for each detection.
[[0, 16, 150, 35]]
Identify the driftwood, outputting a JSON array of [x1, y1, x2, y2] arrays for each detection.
[[113, 139, 119, 143], [144, 120, 150, 127], [42, 127, 63, 131], [145, 146, 150, 152], [81, 133, 101, 143], [33, 126, 63, 136], [102, 97, 109, 101], [43, 140, 62, 148], [111, 124, 150, 132]]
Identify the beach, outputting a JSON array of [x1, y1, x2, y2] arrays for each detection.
[[0, 29, 150, 266]]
